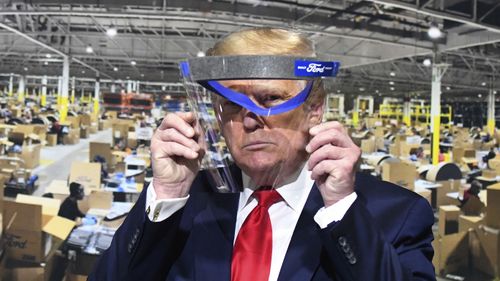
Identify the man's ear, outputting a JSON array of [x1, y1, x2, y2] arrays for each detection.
[[307, 98, 325, 127]]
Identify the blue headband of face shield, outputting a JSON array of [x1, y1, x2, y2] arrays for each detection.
[[180, 56, 340, 116]]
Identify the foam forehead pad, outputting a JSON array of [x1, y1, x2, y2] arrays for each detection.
[[184, 55, 340, 81]]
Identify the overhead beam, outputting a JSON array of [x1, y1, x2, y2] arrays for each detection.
[[0, 21, 113, 79], [368, 0, 500, 34], [0, 10, 435, 49]]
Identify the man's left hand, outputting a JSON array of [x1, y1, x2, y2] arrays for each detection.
[[306, 121, 361, 207]]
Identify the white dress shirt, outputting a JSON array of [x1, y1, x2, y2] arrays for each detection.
[[146, 165, 357, 281]]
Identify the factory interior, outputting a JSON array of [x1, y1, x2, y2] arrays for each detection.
[[0, 0, 499, 280]]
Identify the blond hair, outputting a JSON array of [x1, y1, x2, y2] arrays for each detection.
[[207, 27, 315, 56], [207, 27, 326, 106]]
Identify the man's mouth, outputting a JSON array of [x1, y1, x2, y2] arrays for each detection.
[[242, 141, 274, 150]]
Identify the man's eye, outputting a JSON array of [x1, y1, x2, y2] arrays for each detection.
[[260, 95, 285, 107]]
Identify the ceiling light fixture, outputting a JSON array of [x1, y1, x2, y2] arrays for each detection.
[[106, 25, 117, 37], [389, 71, 396, 77], [423, 58, 432, 67], [46, 54, 52, 58], [131, 60, 137, 66], [86, 44, 93, 53], [197, 51, 206, 57], [482, 82, 487, 86], [389, 81, 395, 85], [113, 67, 118, 72], [427, 23, 442, 39], [390, 87, 395, 91]]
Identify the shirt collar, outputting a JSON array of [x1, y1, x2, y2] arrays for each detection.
[[239, 163, 314, 212]]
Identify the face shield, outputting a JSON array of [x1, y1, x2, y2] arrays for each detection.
[[180, 55, 340, 193]]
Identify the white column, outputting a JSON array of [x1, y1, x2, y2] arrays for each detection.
[[403, 96, 411, 127], [111, 83, 116, 93], [8, 73, 14, 96], [431, 63, 448, 165], [127, 80, 132, 93], [60, 56, 70, 121], [487, 87, 495, 135], [136, 81, 140, 93], [71, 76, 76, 104], [94, 76, 100, 116], [41, 76, 47, 106], [18, 75, 25, 102]]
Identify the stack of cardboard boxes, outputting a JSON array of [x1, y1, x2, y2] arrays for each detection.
[[2, 195, 75, 281]]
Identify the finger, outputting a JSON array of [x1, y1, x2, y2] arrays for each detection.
[[309, 121, 345, 136], [159, 112, 196, 138], [308, 144, 347, 170], [306, 128, 354, 153], [310, 159, 339, 180], [155, 141, 199, 160], [157, 128, 200, 151]]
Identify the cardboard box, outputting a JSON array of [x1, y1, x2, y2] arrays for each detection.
[[5, 249, 57, 281], [112, 123, 130, 146], [63, 129, 80, 145], [80, 114, 92, 127], [389, 143, 400, 157], [13, 124, 48, 145], [20, 144, 41, 169], [89, 142, 114, 170], [66, 116, 80, 129], [69, 162, 101, 191], [46, 134, 57, 147], [438, 205, 461, 237], [436, 180, 462, 207], [416, 189, 432, 206], [381, 161, 416, 190], [434, 231, 469, 276], [127, 132, 138, 149], [3, 196, 75, 263], [459, 215, 484, 232], [400, 142, 421, 157], [487, 184, 500, 228], [452, 147, 465, 164], [89, 123, 98, 134], [80, 127, 90, 139], [489, 158, 500, 174], [373, 127, 385, 138], [473, 226, 500, 277], [483, 169, 497, 179], [360, 137, 376, 153]]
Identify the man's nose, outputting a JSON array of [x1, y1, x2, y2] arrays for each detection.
[[242, 110, 264, 131]]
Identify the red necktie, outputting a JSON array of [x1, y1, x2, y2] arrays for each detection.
[[231, 189, 282, 281]]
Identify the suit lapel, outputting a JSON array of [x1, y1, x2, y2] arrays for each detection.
[[278, 185, 324, 281], [194, 192, 239, 281]]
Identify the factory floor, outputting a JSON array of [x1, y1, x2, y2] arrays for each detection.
[[22, 130, 498, 281], [31, 128, 112, 196]]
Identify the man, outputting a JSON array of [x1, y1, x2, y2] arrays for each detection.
[[89, 28, 435, 281], [58, 182, 85, 221]]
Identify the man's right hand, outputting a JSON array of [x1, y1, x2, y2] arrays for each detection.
[[151, 112, 205, 199]]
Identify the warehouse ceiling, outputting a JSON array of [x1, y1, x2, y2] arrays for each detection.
[[0, 0, 499, 98]]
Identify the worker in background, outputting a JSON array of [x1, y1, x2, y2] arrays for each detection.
[[58, 182, 85, 221], [484, 146, 497, 168]]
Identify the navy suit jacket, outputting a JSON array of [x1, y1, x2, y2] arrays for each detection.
[[89, 172, 435, 281]]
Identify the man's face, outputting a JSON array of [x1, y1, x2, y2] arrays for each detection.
[[214, 79, 323, 185]]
